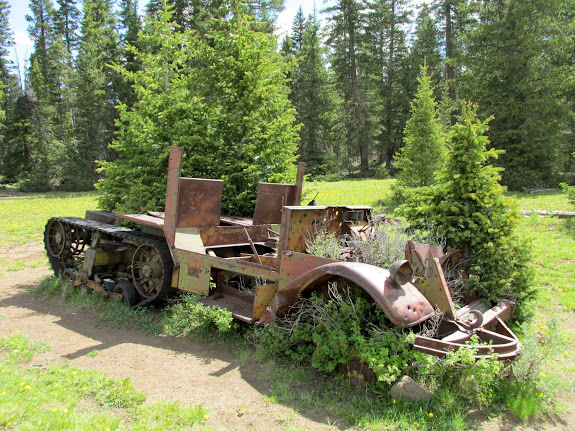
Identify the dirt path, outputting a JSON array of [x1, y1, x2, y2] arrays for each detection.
[[0, 245, 340, 431], [0, 244, 573, 430]]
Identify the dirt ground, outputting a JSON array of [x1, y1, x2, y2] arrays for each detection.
[[0, 243, 574, 431]]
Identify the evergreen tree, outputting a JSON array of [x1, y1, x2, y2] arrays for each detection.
[[97, 5, 298, 216], [459, 0, 575, 189], [54, 0, 80, 62], [0, 0, 13, 179], [394, 63, 444, 188], [399, 102, 533, 320], [20, 0, 69, 190], [290, 11, 343, 177], [117, 0, 141, 107], [408, 5, 442, 93], [325, 0, 375, 172], [71, 0, 119, 190], [364, 0, 412, 169]]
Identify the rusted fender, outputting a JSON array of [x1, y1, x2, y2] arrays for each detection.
[[259, 262, 435, 327]]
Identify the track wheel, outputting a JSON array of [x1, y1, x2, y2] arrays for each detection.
[[45, 219, 70, 258], [114, 281, 139, 306], [131, 243, 166, 299]]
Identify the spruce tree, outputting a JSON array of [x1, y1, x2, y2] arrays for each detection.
[[459, 0, 575, 189], [399, 102, 534, 319], [394, 63, 444, 188], [71, 0, 119, 190], [97, 5, 298, 216], [289, 11, 343, 177], [325, 0, 375, 172]]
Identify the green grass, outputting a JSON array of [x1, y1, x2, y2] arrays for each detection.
[[304, 178, 395, 211], [0, 191, 99, 247], [0, 333, 211, 430], [1, 184, 574, 429]]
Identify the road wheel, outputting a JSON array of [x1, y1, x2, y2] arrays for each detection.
[[114, 281, 139, 306]]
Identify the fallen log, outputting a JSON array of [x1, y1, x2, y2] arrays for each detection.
[[519, 210, 575, 218]]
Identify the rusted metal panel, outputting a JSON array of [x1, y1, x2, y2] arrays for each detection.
[[174, 227, 205, 253], [260, 261, 435, 328], [197, 225, 270, 248], [412, 257, 457, 318], [278, 251, 335, 289], [115, 213, 165, 229], [253, 283, 278, 320], [85, 211, 116, 225], [253, 182, 298, 225], [278, 206, 372, 255], [177, 178, 223, 228], [173, 249, 211, 295], [174, 249, 279, 282], [164, 146, 184, 249]]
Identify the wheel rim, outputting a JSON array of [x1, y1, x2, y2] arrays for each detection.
[[131, 244, 164, 298], [46, 220, 70, 258]]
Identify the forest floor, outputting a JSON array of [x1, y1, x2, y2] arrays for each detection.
[[1, 241, 574, 431]]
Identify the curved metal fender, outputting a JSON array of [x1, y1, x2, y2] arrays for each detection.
[[259, 262, 435, 327]]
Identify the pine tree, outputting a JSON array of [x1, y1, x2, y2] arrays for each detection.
[[71, 0, 119, 190], [97, 5, 299, 216], [459, 0, 575, 189], [325, 0, 374, 172], [0, 0, 13, 179], [117, 0, 141, 107], [54, 0, 80, 62], [399, 102, 534, 320], [394, 63, 444, 188], [290, 11, 343, 177], [364, 0, 412, 169]]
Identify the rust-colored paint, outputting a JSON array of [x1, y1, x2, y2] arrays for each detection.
[[253, 183, 298, 225], [164, 146, 184, 249], [260, 261, 435, 328], [412, 258, 457, 318], [176, 178, 224, 228], [253, 283, 278, 320]]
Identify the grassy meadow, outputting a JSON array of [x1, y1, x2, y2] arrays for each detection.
[[0, 180, 574, 430]]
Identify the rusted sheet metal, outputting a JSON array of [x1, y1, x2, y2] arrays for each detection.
[[115, 213, 165, 228], [278, 251, 335, 288], [174, 249, 279, 282], [412, 257, 457, 318], [278, 206, 368, 255], [253, 183, 298, 225], [406, 241, 461, 276], [253, 283, 278, 320], [164, 146, 184, 249], [177, 177, 223, 228], [260, 261, 435, 328], [85, 210, 116, 225], [197, 225, 270, 248], [173, 249, 211, 295], [414, 318, 521, 359]]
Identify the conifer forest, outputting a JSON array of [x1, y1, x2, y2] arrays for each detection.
[[0, 1, 573, 215]]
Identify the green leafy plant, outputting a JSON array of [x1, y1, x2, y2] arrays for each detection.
[[164, 294, 236, 337]]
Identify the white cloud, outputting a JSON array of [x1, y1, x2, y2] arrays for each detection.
[[14, 31, 33, 47]]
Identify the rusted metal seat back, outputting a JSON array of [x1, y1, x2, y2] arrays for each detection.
[[253, 183, 298, 225], [164, 147, 223, 248], [252, 162, 305, 225]]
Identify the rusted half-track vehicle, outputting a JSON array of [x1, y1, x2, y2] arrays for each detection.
[[44, 147, 521, 359]]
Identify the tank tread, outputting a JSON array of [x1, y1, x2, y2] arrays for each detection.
[[44, 217, 174, 306]]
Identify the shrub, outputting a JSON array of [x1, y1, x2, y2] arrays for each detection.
[[559, 182, 575, 210]]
